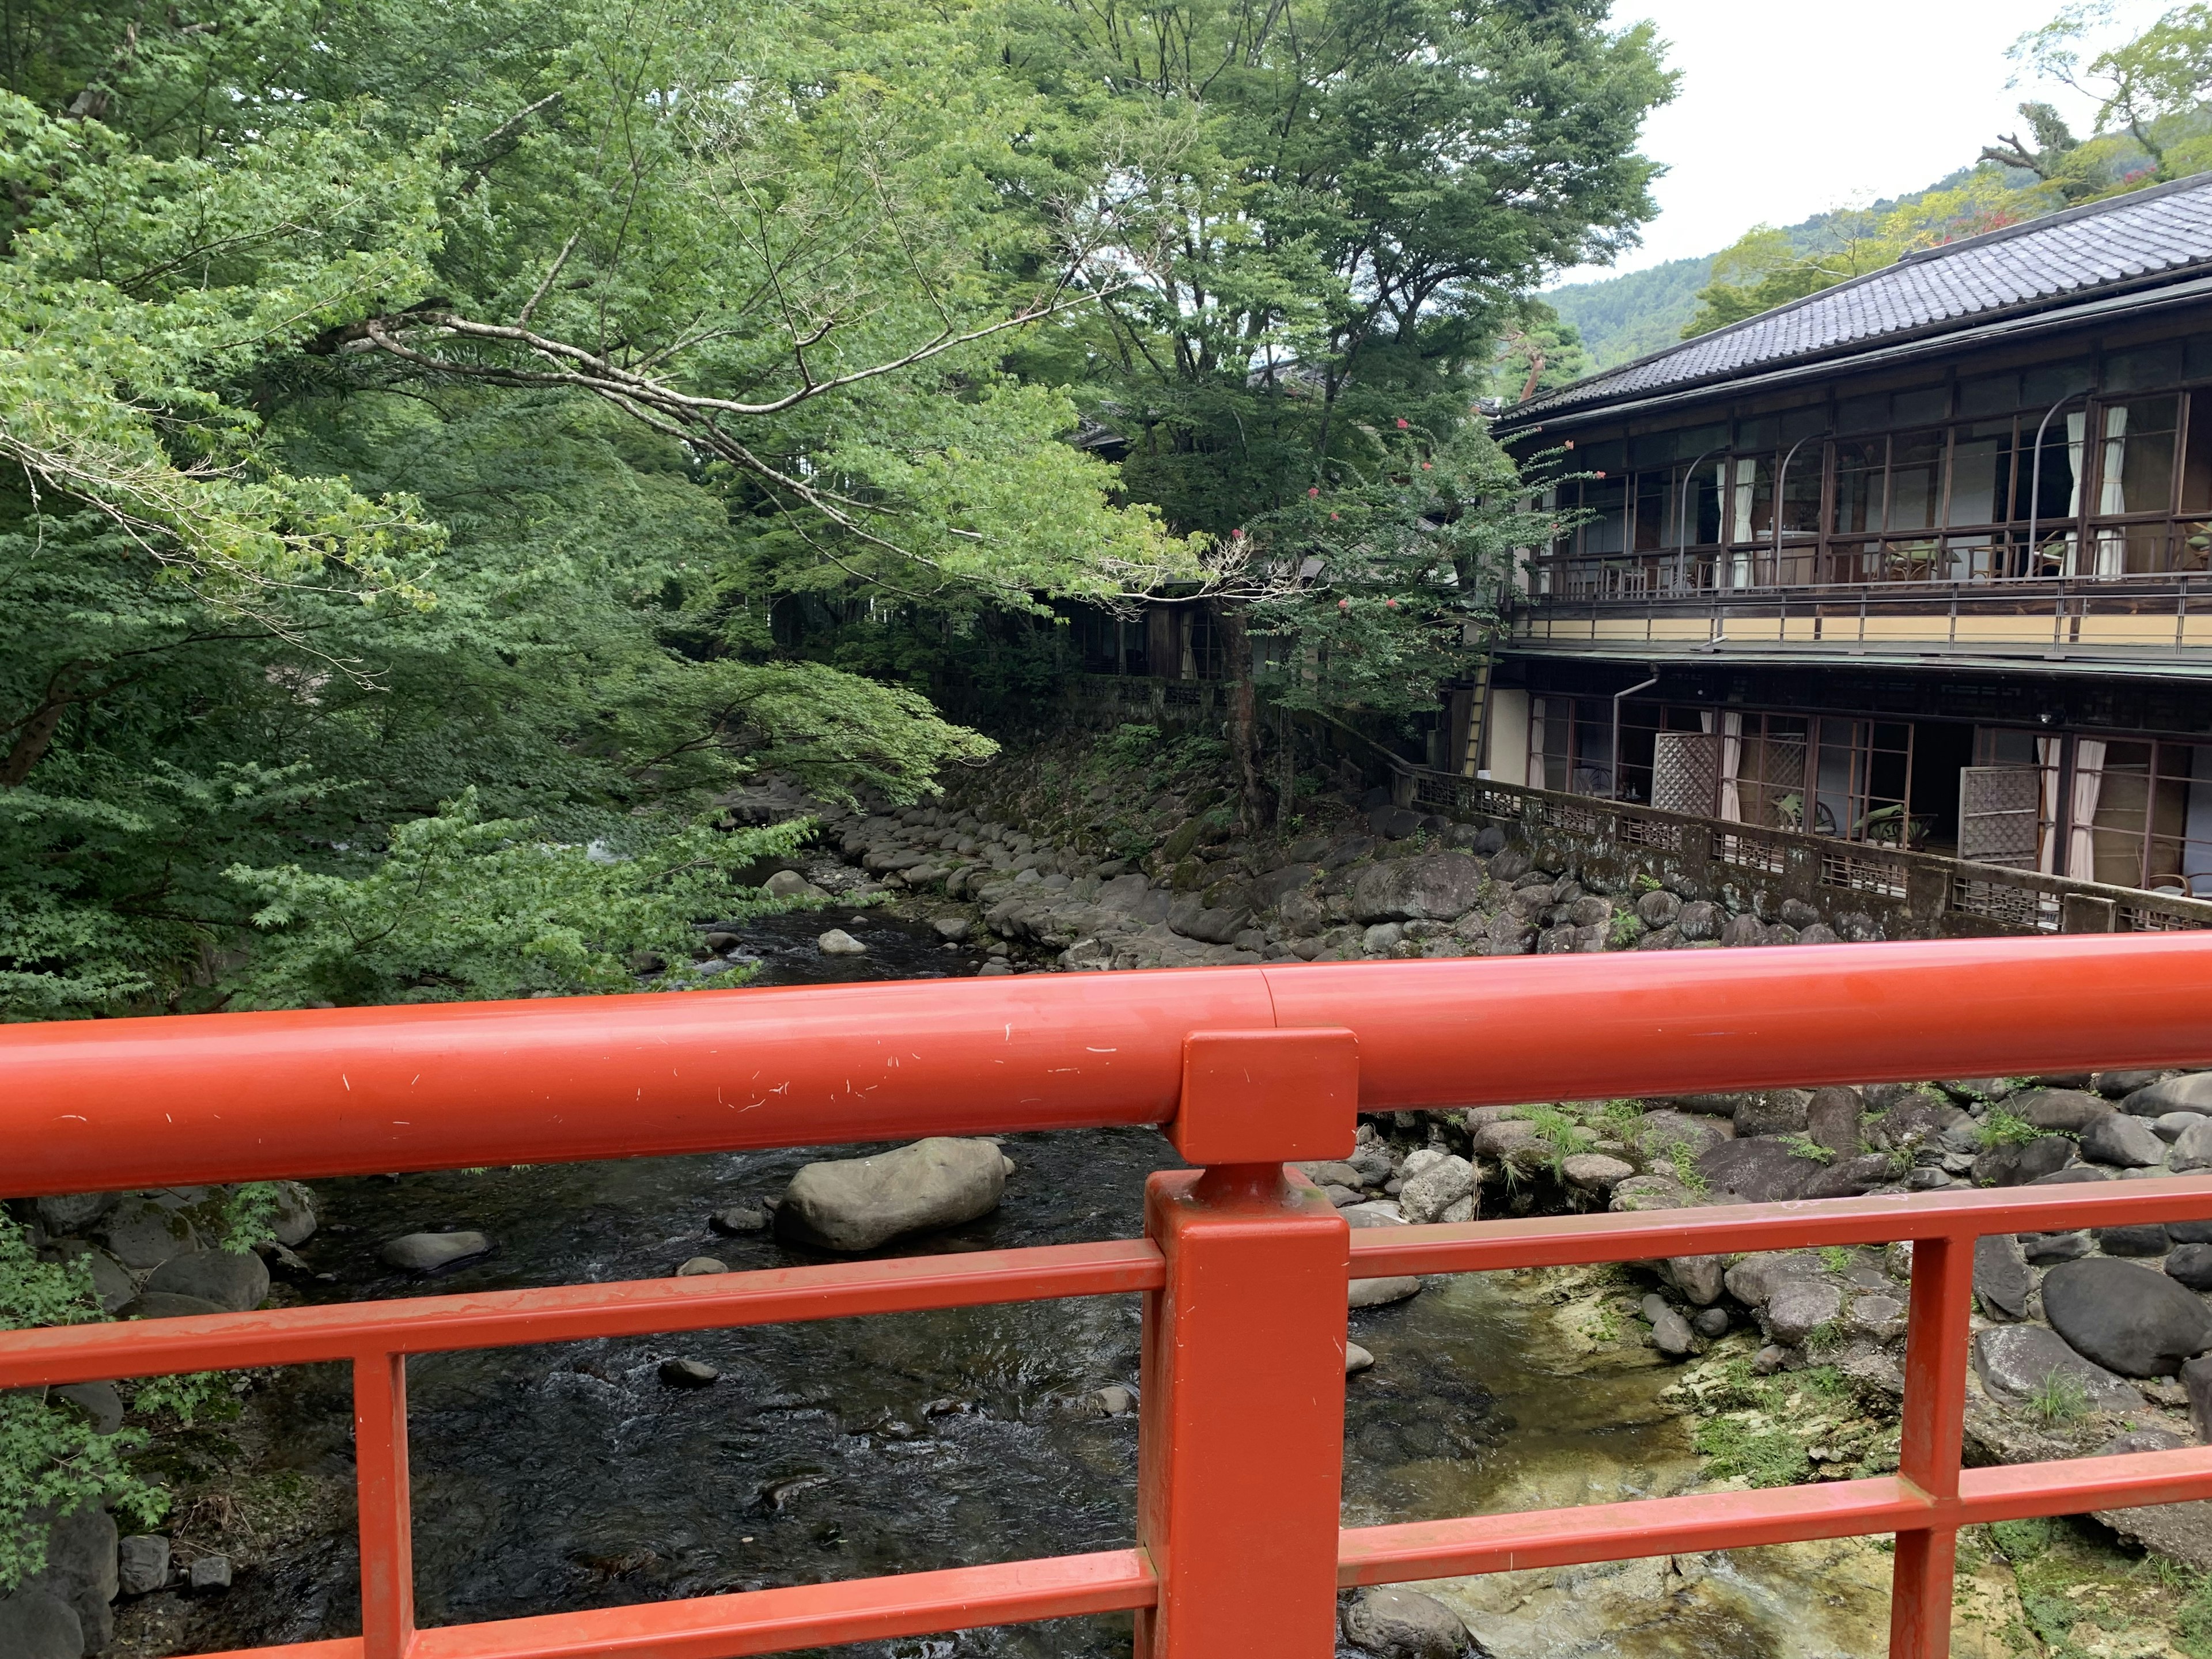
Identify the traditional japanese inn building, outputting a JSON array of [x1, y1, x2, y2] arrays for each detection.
[[1477, 173, 2212, 904]]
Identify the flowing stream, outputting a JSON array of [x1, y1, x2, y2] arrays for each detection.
[[188, 911, 1903, 1659]]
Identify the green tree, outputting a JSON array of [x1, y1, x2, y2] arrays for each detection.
[[2008, 2, 2212, 181], [1491, 300, 1593, 404]]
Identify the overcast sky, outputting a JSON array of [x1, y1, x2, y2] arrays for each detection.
[[1548, 0, 2180, 289]]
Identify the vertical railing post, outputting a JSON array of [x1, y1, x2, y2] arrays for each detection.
[[354, 1351, 415, 1659], [1889, 1231, 1975, 1659], [1135, 1028, 1359, 1659]]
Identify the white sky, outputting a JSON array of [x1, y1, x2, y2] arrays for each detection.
[[1548, 0, 2180, 288]]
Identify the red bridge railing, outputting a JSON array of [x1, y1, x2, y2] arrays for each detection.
[[8, 938, 2212, 1659]]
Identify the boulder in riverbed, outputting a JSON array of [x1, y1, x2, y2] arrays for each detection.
[[0, 1589, 81, 1659], [2043, 1256, 2212, 1377], [1340, 1585, 1469, 1659], [775, 1138, 1006, 1252], [381, 1231, 492, 1273], [145, 1249, 270, 1313]]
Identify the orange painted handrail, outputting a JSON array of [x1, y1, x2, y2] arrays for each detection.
[[5, 935, 2212, 1659]]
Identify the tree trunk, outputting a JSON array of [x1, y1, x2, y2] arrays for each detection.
[[1216, 601, 1270, 832]]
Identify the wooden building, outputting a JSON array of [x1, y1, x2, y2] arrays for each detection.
[[1479, 173, 2212, 901]]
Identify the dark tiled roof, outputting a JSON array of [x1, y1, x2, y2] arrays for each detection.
[[1507, 173, 2212, 426]]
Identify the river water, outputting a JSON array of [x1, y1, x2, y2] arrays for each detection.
[[192, 910, 1902, 1659]]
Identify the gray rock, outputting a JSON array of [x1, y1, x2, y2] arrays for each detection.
[[2179, 1219, 2212, 1245], [1733, 1088, 1810, 1138], [658, 1358, 719, 1388], [1650, 1308, 1695, 1357], [2169, 1244, 2212, 1291], [1608, 1175, 1694, 1213], [143, 1249, 269, 1313], [0, 1590, 82, 1659], [1676, 899, 1721, 941], [1692, 1307, 1730, 1338], [1086, 1384, 1136, 1417], [2094, 1222, 2173, 1256], [271, 1181, 318, 1248], [47, 1247, 133, 1314], [381, 1231, 491, 1273], [1340, 1202, 1408, 1230], [1397, 1156, 1475, 1224], [708, 1205, 768, 1236], [1634, 888, 1682, 929], [1560, 1153, 1634, 1194], [775, 1138, 1005, 1252], [33, 1195, 115, 1237], [816, 927, 867, 955], [2043, 1256, 2212, 1376], [116, 1537, 169, 1597], [1349, 853, 1489, 923], [2013, 1089, 2115, 1134], [2099, 1069, 2170, 1097], [2172, 1117, 2212, 1173], [1637, 1110, 1729, 1162], [1971, 1135, 2075, 1187], [1698, 1137, 1821, 1203], [52, 1385, 122, 1437], [187, 1556, 230, 1594], [1971, 1324, 2139, 1411], [1801, 1153, 1893, 1200], [22, 1503, 115, 1651], [1349, 1277, 1423, 1309], [2020, 1230, 2093, 1264], [116, 1539, 169, 1601], [931, 915, 972, 942], [2186, 1353, 2212, 1441], [1804, 1087, 1864, 1156], [1972, 1234, 2031, 1321], [120, 1292, 225, 1320], [94, 1201, 196, 1272], [1753, 1344, 1788, 1374], [1763, 1278, 1844, 1345], [2123, 1073, 2212, 1117], [2082, 1112, 2168, 1169], [1340, 1585, 1468, 1659], [2156, 1111, 2209, 1142], [674, 1256, 728, 1276], [1661, 1255, 1725, 1305], [1724, 1251, 1826, 1307], [1345, 1342, 1375, 1376]]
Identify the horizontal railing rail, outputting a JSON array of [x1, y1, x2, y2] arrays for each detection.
[[8, 940, 2212, 1659]]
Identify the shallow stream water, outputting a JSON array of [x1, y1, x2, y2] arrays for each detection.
[[192, 910, 1898, 1659]]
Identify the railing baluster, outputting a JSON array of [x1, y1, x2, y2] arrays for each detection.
[[354, 1351, 415, 1659], [1888, 1233, 1975, 1658]]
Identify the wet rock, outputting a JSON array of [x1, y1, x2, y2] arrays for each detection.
[[94, 1201, 196, 1272], [675, 1256, 728, 1277], [144, 1249, 270, 1314], [816, 928, 867, 956], [658, 1358, 720, 1388], [1734, 1089, 1810, 1138], [2094, 1222, 2173, 1256], [116, 1537, 169, 1597], [2168, 1244, 2212, 1291], [0, 1589, 82, 1659], [1349, 1277, 1423, 1309], [2043, 1256, 2212, 1376], [381, 1232, 492, 1273], [187, 1556, 231, 1595], [1344, 1342, 1375, 1376], [2082, 1113, 2166, 1169], [1972, 1234, 2031, 1321], [709, 1205, 768, 1236], [775, 1138, 1006, 1252], [2123, 1073, 2212, 1117], [2020, 1230, 2093, 1264], [1971, 1135, 2075, 1187], [1698, 1138, 1821, 1203], [1971, 1325, 2139, 1411], [1340, 1586, 1469, 1659]]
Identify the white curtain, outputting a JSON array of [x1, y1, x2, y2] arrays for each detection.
[[2035, 736, 2062, 875], [2094, 408, 2127, 575], [1702, 710, 1744, 822], [2057, 411, 2088, 575], [2067, 737, 2107, 881]]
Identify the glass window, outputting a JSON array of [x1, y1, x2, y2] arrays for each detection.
[[1832, 438, 1884, 534], [2097, 395, 2179, 517], [1580, 475, 1627, 556], [2023, 361, 2093, 408], [1633, 472, 1669, 551], [2079, 739, 2154, 888], [2104, 344, 2184, 393], [1946, 421, 2015, 527], [1582, 439, 1626, 472], [1893, 387, 1950, 426], [1887, 432, 1945, 530], [1736, 415, 1779, 452], [1837, 393, 1889, 433], [1959, 374, 2020, 418], [1778, 445, 1822, 536], [2147, 742, 2212, 899], [2182, 391, 2212, 513]]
